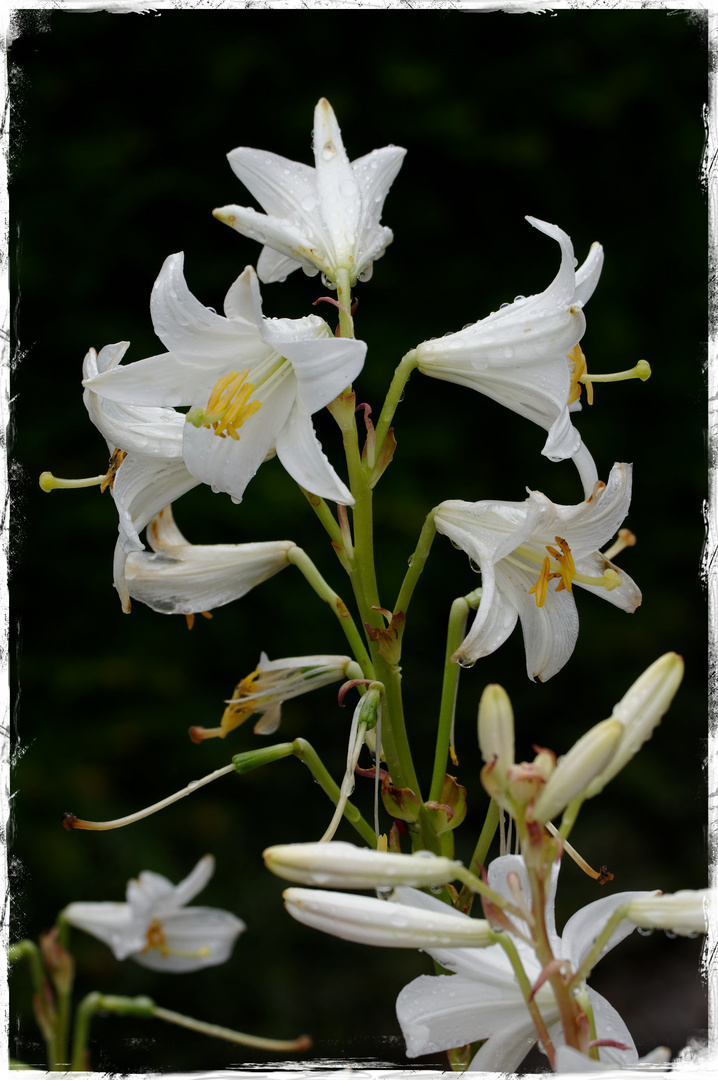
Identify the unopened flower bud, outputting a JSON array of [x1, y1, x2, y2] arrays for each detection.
[[478, 684, 515, 783], [283, 887, 494, 948], [583, 653, 684, 799], [531, 718, 623, 825], [263, 841, 462, 889], [625, 890, 713, 937]]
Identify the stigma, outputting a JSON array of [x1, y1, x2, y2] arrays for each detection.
[[186, 370, 262, 439]]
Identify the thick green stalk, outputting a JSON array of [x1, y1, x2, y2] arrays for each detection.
[[287, 546, 374, 678], [456, 798, 501, 913], [299, 487, 344, 548], [428, 595, 469, 803]]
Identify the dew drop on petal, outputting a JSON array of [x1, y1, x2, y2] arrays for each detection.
[[637, 927, 654, 936]]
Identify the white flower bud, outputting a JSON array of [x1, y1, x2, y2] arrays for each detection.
[[531, 718, 623, 825], [283, 888, 494, 948], [478, 684, 515, 781], [263, 842, 462, 889], [625, 890, 713, 937], [583, 652, 684, 798]]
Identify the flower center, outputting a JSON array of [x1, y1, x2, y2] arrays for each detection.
[[186, 369, 263, 439], [189, 668, 261, 742], [523, 536, 622, 608], [143, 918, 211, 960]]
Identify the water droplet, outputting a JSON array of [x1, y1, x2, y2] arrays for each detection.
[[665, 930, 677, 939], [301, 195, 317, 212], [322, 141, 337, 161], [503, 346, 514, 359], [375, 886, 392, 899], [514, 295, 526, 304], [637, 927, 654, 936], [499, 301, 511, 310]]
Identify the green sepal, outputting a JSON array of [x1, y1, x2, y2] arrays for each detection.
[[381, 774, 422, 823], [232, 743, 295, 774], [96, 994, 156, 1018], [424, 774, 467, 834]]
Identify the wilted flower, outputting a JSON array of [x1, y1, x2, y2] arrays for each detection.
[[414, 217, 604, 462], [190, 652, 353, 741], [213, 97, 406, 286], [83, 256, 366, 506], [434, 463, 641, 680], [63, 855, 244, 973]]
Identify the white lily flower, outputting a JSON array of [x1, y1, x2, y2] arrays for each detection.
[[125, 505, 295, 619], [415, 217, 603, 462], [434, 462, 641, 681], [395, 854, 654, 1072], [83, 342, 201, 612], [191, 651, 353, 741], [213, 97, 406, 286], [63, 855, 244, 973], [263, 841, 462, 890], [555, 1045, 671, 1073], [283, 887, 494, 949], [82, 256, 366, 505]]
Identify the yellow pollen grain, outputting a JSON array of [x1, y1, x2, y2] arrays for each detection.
[[567, 344, 594, 406]]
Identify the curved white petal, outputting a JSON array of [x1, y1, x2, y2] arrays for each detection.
[[352, 146, 407, 234], [63, 901, 143, 959], [222, 264, 264, 324], [226, 146, 317, 223], [588, 988, 638, 1066], [275, 400, 353, 504], [468, 1019, 541, 1072], [257, 245, 305, 284], [168, 854, 216, 908], [274, 334, 367, 416], [561, 890, 657, 971], [495, 556, 579, 682], [556, 463, 633, 552], [525, 217, 579, 309], [130, 907, 245, 973], [574, 242, 605, 307], [214, 204, 322, 278]]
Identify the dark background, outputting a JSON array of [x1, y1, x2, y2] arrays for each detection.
[[9, 5, 709, 1073]]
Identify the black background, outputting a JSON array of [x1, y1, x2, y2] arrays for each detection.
[[9, 5, 709, 1073]]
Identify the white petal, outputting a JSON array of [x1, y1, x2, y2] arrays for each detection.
[[397, 972, 536, 1059], [132, 907, 245, 973], [226, 146, 317, 222], [589, 988, 638, 1066], [167, 853, 216, 907], [125, 539, 294, 615], [215, 204, 322, 279], [495, 556, 579, 682], [63, 901, 144, 960], [555, 463, 633, 553], [468, 1020, 540, 1072], [257, 245, 305, 284], [222, 264, 264, 324], [313, 97, 360, 265], [561, 890, 657, 970], [273, 334, 367, 416], [574, 241, 604, 307], [525, 216, 578, 309], [352, 146, 407, 235], [275, 400, 353, 505]]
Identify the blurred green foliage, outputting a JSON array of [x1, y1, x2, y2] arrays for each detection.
[[9, 6, 708, 1072]]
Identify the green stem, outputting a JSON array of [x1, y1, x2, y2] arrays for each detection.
[[393, 511, 437, 623], [287, 546, 374, 678], [526, 864, 582, 1053], [291, 738, 377, 847], [558, 795, 585, 841], [373, 350, 419, 463], [496, 933, 556, 1067], [456, 798, 501, 913], [334, 268, 354, 340], [299, 487, 344, 548], [428, 595, 469, 803], [152, 1005, 311, 1052], [9, 940, 58, 1070]]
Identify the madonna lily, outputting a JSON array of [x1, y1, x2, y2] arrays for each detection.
[[414, 217, 604, 462], [213, 97, 406, 286], [394, 854, 653, 1072], [82, 255, 366, 505], [63, 855, 245, 973], [83, 341, 201, 613], [125, 505, 295, 619], [190, 651, 354, 741], [434, 462, 641, 681]]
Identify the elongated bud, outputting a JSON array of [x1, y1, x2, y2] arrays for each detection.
[[283, 888, 494, 948], [531, 718, 623, 825], [624, 890, 713, 937], [478, 684, 515, 783], [263, 841, 462, 889], [583, 653, 684, 799]]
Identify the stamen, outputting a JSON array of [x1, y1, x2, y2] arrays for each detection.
[[186, 370, 262, 439], [185, 611, 213, 631], [60, 763, 236, 830], [143, 919, 211, 960], [602, 528, 637, 561], [567, 344, 593, 406], [528, 556, 559, 608], [528, 537, 620, 607]]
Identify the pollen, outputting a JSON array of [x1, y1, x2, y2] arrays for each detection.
[[187, 370, 262, 440], [528, 556, 559, 608], [567, 344, 594, 406]]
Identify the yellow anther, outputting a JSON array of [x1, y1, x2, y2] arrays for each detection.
[[567, 344, 594, 406], [100, 448, 128, 492], [188, 370, 262, 439], [185, 611, 213, 631], [528, 556, 558, 608]]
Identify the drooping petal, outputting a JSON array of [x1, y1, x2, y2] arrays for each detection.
[[573, 242, 605, 307], [63, 901, 144, 960], [275, 400, 353, 504], [270, 332, 367, 416], [226, 146, 317, 223], [587, 988, 639, 1066], [561, 890, 658, 971]]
